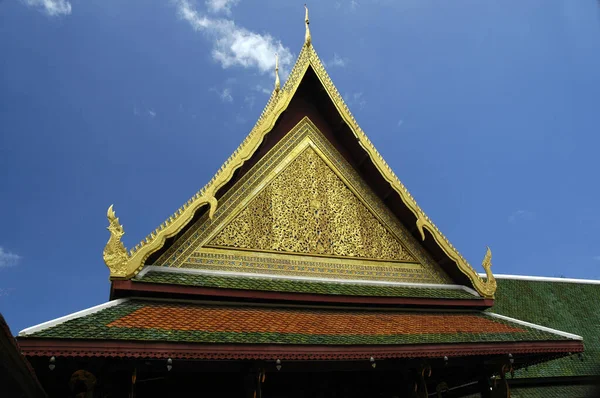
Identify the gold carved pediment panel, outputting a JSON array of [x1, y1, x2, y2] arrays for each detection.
[[155, 118, 451, 284], [209, 147, 415, 262]]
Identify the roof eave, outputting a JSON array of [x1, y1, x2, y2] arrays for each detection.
[[17, 338, 584, 362]]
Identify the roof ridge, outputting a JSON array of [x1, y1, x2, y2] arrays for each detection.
[[488, 273, 600, 285], [484, 312, 583, 340]]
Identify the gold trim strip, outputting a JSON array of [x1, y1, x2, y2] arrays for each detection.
[[204, 245, 421, 265], [186, 247, 434, 284]]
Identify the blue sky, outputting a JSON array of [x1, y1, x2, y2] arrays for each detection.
[[1, 0, 600, 334]]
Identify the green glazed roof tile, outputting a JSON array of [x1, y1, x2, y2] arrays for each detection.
[[21, 299, 572, 346], [510, 384, 599, 398], [135, 270, 482, 300], [490, 278, 600, 378]]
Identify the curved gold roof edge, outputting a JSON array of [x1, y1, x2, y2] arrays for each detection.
[[104, 45, 312, 280], [104, 39, 496, 298]]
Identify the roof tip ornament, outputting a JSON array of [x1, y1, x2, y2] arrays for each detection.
[[103, 204, 129, 279], [304, 4, 311, 46], [477, 246, 497, 298], [274, 53, 281, 93]]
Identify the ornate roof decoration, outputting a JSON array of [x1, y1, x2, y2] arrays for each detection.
[[102, 7, 497, 298], [274, 53, 280, 93]]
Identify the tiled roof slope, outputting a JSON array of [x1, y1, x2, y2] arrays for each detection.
[[135, 269, 481, 300], [511, 384, 599, 397], [490, 277, 600, 377], [22, 299, 569, 345]]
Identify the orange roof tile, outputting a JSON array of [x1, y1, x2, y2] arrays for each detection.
[[108, 304, 523, 335]]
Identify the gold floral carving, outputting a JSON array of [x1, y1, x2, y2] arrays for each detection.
[[108, 23, 496, 297], [102, 205, 129, 278], [210, 148, 415, 262]]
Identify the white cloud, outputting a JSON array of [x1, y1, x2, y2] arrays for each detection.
[[220, 88, 233, 102], [0, 247, 21, 268], [254, 84, 272, 95], [206, 0, 239, 15], [397, 119, 404, 128], [344, 92, 366, 110], [593, 256, 600, 261], [211, 87, 233, 102], [147, 109, 157, 118], [508, 210, 535, 223], [22, 0, 72, 16], [326, 53, 348, 68], [176, 0, 293, 75]]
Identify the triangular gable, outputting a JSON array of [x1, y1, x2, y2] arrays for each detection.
[[103, 38, 496, 297], [154, 118, 450, 284]]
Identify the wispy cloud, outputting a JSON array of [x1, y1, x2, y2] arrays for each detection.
[[344, 92, 367, 110], [22, 0, 71, 16], [211, 87, 234, 102], [244, 95, 256, 109], [0, 247, 21, 268], [0, 288, 15, 297], [133, 106, 157, 118], [206, 0, 239, 15], [176, 0, 293, 75], [508, 210, 535, 223], [593, 256, 600, 261], [334, 0, 360, 13], [397, 120, 404, 128], [325, 53, 348, 68], [254, 84, 272, 95], [220, 87, 233, 102]]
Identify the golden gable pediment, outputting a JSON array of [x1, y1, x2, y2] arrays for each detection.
[[155, 118, 451, 284]]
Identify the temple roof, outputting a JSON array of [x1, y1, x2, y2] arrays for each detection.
[[18, 298, 581, 361], [103, 10, 496, 297]]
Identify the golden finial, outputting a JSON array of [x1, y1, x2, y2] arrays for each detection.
[[103, 204, 129, 278], [274, 53, 280, 93], [304, 4, 311, 46]]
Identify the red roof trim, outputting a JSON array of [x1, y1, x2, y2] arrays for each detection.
[[111, 280, 494, 308], [18, 339, 582, 361]]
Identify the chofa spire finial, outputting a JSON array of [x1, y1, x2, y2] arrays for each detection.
[[274, 53, 280, 93], [103, 204, 129, 278], [304, 4, 311, 46]]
